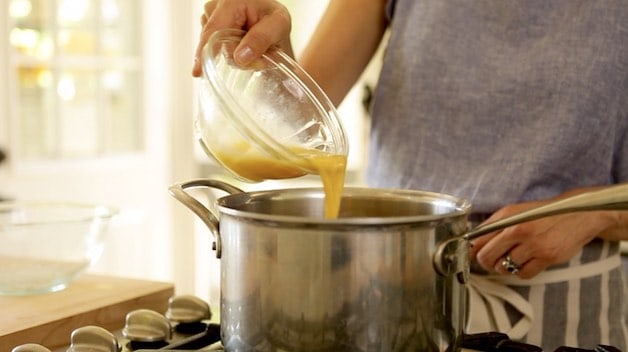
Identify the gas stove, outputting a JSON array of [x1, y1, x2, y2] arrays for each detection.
[[10, 295, 622, 352]]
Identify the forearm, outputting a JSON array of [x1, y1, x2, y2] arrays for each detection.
[[597, 210, 628, 241], [298, 0, 388, 106]]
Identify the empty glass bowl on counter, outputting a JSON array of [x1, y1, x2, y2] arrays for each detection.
[[0, 201, 117, 295], [197, 28, 348, 182]]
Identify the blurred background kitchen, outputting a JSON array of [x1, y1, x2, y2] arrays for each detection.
[[0, 0, 382, 309]]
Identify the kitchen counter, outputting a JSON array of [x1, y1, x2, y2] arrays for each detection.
[[0, 274, 174, 349]]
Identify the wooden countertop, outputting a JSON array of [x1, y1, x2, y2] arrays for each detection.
[[0, 274, 174, 349]]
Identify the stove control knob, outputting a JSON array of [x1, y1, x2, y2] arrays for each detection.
[[11, 344, 52, 352], [165, 294, 211, 323], [66, 326, 120, 352], [122, 309, 172, 342]]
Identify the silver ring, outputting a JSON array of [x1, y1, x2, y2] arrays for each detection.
[[501, 254, 520, 274]]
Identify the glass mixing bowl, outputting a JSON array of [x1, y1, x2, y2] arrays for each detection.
[[197, 29, 348, 182], [0, 201, 117, 295]]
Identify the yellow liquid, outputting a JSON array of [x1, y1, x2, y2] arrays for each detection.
[[297, 149, 347, 219], [215, 144, 347, 219]]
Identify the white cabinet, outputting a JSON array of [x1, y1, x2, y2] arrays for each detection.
[[0, 0, 190, 291]]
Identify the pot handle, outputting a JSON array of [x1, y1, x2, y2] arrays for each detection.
[[434, 182, 628, 278], [168, 179, 244, 258], [464, 183, 628, 241]]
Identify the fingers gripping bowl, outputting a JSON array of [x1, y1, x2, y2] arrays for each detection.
[[0, 201, 117, 295]]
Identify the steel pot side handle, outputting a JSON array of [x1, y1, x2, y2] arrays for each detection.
[[434, 182, 628, 279], [168, 179, 244, 258]]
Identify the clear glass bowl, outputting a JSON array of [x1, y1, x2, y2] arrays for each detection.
[[197, 29, 348, 182], [0, 201, 117, 295]]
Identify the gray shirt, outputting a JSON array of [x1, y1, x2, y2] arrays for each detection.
[[369, 0, 628, 213], [368, 0, 628, 350]]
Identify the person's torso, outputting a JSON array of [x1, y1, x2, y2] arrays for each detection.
[[369, 0, 628, 213]]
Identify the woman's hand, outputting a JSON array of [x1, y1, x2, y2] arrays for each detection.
[[192, 0, 293, 77], [192, 0, 388, 105], [470, 186, 628, 279]]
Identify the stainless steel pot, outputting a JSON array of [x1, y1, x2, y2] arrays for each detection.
[[169, 179, 628, 352]]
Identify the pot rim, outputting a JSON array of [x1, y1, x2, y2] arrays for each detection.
[[214, 186, 472, 226]]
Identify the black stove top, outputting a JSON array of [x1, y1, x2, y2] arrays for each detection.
[[10, 295, 623, 352], [129, 326, 619, 352]]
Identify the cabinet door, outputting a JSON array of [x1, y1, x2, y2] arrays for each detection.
[[0, 0, 177, 283], [7, 0, 141, 159]]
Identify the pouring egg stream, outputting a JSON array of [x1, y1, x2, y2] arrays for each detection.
[[214, 143, 347, 219], [199, 29, 349, 218]]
